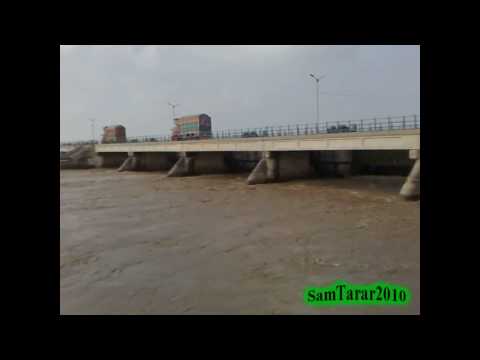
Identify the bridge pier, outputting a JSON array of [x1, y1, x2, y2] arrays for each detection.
[[167, 153, 194, 177], [116, 152, 178, 172], [246, 151, 276, 184], [400, 150, 420, 200], [118, 155, 138, 172], [247, 150, 354, 185], [167, 152, 229, 177], [247, 151, 313, 184]]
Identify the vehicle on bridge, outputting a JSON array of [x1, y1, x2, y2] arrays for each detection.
[[171, 114, 212, 141], [327, 124, 357, 133], [241, 131, 259, 138], [102, 125, 127, 144]]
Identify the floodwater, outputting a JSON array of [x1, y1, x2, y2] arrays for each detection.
[[60, 169, 420, 315]]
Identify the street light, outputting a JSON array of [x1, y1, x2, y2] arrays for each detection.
[[89, 118, 96, 144], [309, 74, 326, 126], [168, 102, 180, 119]]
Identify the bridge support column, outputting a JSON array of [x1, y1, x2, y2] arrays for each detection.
[[118, 155, 138, 172], [167, 153, 194, 177], [247, 151, 313, 185], [167, 152, 228, 177], [400, 150, 420, 200], [247, 151, 277, 184]]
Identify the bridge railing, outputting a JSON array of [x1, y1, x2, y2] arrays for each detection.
[[60, 114, 420, 146], [60, 140, 99, 147], [209, 114, 420, 139]]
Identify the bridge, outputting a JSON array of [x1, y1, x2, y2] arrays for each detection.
[[63, 115, 421, 200], [95, 129, 419, 153]]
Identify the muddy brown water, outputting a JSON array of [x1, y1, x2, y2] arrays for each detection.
[[60, 169, 420, 315]]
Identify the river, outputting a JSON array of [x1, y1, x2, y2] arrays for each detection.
[[60, 169, 420, 314]]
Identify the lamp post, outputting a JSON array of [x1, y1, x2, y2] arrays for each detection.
[[309, 74, 326, 126], [89, 118, 96, 144], [168, 102, 180, 119]]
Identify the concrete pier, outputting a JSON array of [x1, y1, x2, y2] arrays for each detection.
[[167, 152, 228, 177], [247, 150, 355, 185], [247, 154, 274, 185], [247, 151, 313, 185], [400, 156, 420, 200], [118, 156, 138, 172], [167, 155, 194, 177]]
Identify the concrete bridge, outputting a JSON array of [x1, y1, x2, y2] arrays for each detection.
[[92, 128, 420, 200], [95, 129, 419, 153]]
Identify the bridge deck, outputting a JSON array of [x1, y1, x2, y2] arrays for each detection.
[[94, 129, 420, 153]]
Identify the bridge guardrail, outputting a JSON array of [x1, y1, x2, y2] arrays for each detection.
[[60, 114, 420, 146]]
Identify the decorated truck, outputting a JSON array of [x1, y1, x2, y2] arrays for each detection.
[[171, 114, 212, 141], [102, 125, 127, 143]]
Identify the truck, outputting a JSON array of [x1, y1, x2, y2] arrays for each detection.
[[171, 114, 212, 141], [102, 125, 127, 143]]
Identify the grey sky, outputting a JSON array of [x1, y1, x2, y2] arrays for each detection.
[[60, 45, 419, 142]]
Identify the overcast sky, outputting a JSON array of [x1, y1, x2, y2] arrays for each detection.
[[60, 45, 419, 142]]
